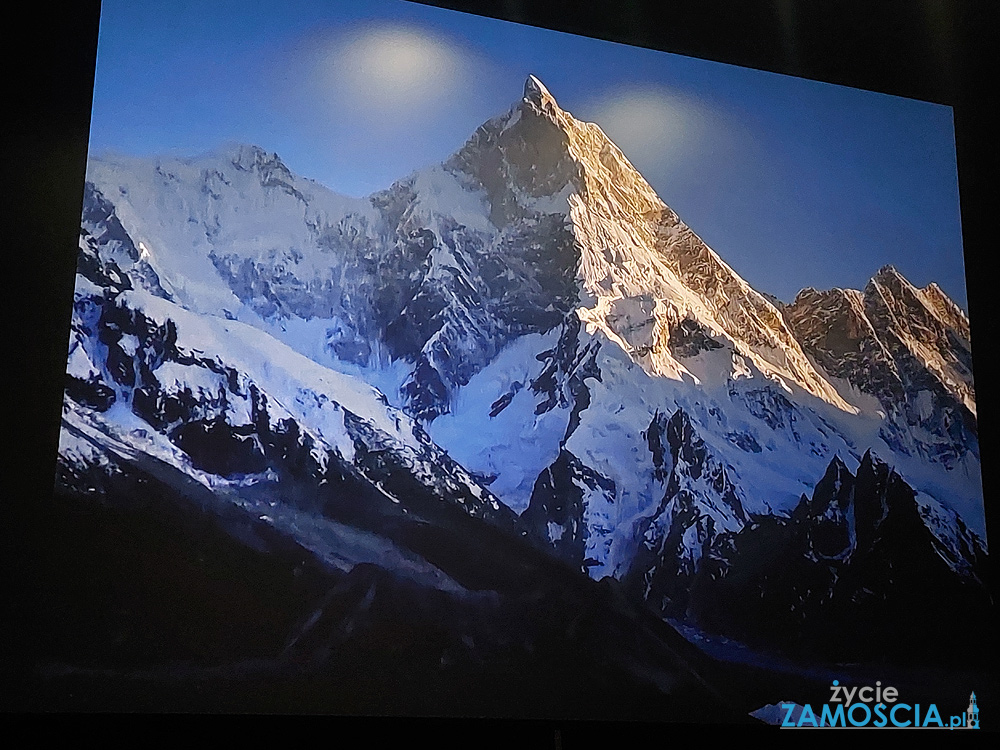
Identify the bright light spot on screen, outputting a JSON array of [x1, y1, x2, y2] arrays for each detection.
[[270, 22, 494, 195], [586, 87, 711, 176], [314, 25, 467, 116]]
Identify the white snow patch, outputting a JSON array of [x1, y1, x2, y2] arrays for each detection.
[[428, 331, 565, 514], [409, 165, 495, 235]]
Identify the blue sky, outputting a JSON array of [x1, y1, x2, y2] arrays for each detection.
[[88, 0, 967, 308]]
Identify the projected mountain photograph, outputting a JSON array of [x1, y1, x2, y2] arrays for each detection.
[[45, 0, 989, 720]]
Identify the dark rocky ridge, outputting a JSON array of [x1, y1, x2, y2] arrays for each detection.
[[625, 409, 748, 620], [685, 449, 991, 664]]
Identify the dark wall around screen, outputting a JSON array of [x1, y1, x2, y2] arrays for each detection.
[[7, 0, 996, 728]]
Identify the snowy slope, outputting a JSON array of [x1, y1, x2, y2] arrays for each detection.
[[63, 190, 515, 585]]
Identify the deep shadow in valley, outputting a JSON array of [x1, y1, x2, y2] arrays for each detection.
[[11, 456, 996, 728], [11, 452, 753, 722]]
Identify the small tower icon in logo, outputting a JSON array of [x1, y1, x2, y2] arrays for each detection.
[[966, 692, 979, 729]]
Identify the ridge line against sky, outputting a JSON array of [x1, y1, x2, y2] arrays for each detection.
[[86, 0, 968, 310]]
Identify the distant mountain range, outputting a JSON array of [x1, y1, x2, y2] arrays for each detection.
[[58, 75, 989, 705]]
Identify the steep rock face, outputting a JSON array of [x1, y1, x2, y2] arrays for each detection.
[[367, 153, 581, 418], [519, 449, 615, 573], [784, 265, 977, 467], [447, 75, 584, 227], [77, 183, 169, 299], [417, 77, 907, 578], [624, 409, 747, 620], [89, 124, 582, 422], [789, 455, 856, 560]]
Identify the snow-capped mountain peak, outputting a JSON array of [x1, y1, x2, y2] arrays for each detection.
[[523, 74, 558, 112], [482, 78, 858, 412]]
